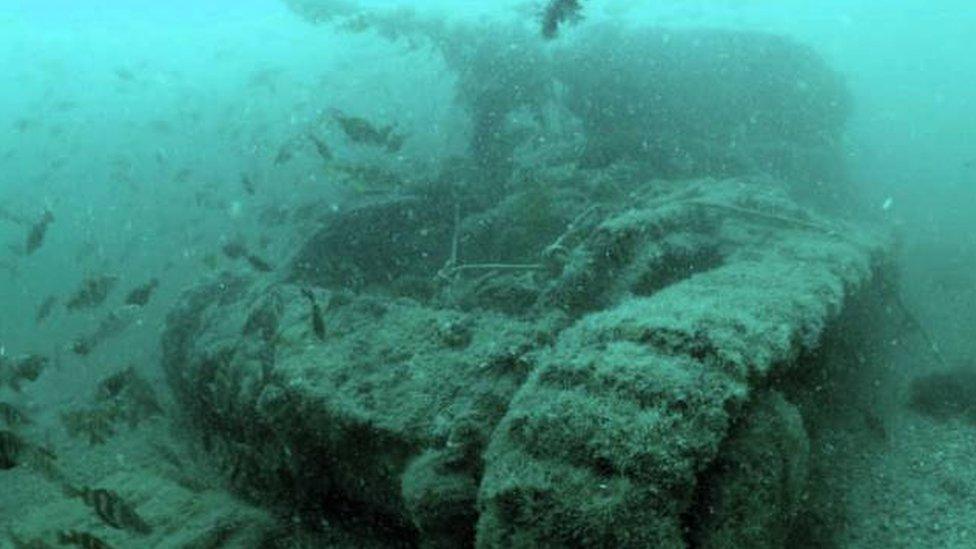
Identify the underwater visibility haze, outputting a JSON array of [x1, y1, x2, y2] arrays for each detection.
[[1, 0, 975, 547]]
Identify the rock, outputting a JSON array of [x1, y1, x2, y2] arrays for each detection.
[[687, 391, 810, 549], [161, 172, 891, 546], [163, 278, 547, 545]]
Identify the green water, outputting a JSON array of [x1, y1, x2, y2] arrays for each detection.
[[1, 1, 974, 547]]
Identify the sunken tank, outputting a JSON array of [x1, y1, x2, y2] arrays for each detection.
[[161, 18, 893, 549]]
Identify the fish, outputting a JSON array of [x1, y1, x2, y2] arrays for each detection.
[[332, 163, 403, 191], [35, 295, 59, 324], [174, 167, 193, 183], [72, 239, 102, 263], [57, 530, 114, 549], [384, 131, 406, 154], [244, 253, 274, 273], [12, 118, 32, 133], [0, 205, 30, 226], [0, 429, 25, 469], [222, 239, 273, 272], [61, 408, 117, 445], [95, 367, 163, 426], [97, 368, 137, 401], [25, 210, 54, 255], [69, 305, 141, 356], [221, 240, 247, 260], [0, 401, 32, 427], [301, 288, 326, 340], [541, 0, 584, 39], [63, 485, 153, 535], [247, 67, 282, 92], [0, 258, 20, 279], [258, 204, 290, 226], [240, 173, 256, 196], [0, 354, 49, 392], [123, 278, 159, 307], [54, 100, 79, 112], [70, 338, 94, 357], [858, 405, 889, 443], [6, 529, 55, 548], [273, 141, 296, 165], [149, 119, 172, 134], [200, 253, 220, 271], [307, 132, 334, 162], [65, 275, 118, 312], [330, 109, 404, 152], [0, 429, 59, 483], [193, 189, 221, 210], [114, 67, 135, 81]]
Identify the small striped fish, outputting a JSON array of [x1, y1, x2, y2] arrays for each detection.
[[5, 528, 55, 548], [64, 486, 152, 536], [0, 429, 25, 469], [57, 530, 114, 549], [0, 401, 32, 427], [0, 429, 63, 484]]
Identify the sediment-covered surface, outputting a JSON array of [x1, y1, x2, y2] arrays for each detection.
[[162, 174, 891, 547]]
